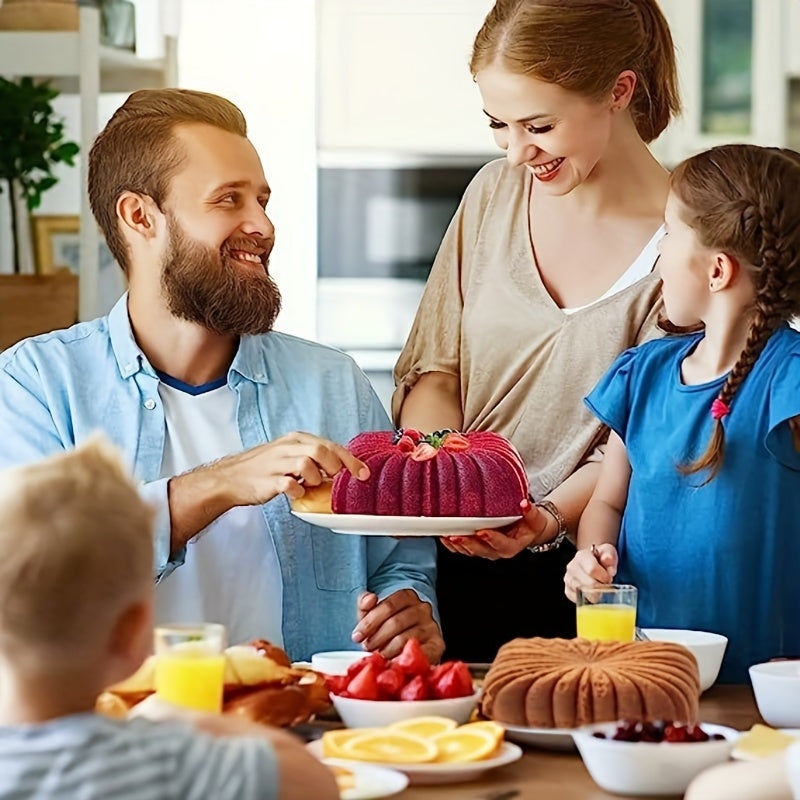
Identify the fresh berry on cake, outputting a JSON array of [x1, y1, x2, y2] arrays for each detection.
[[330, 429, 529, 517]]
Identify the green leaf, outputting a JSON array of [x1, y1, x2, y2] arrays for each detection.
[[0, 76, 79, 214]]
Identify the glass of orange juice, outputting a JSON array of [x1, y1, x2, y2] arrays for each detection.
[[576, 584, 637, 642], [154, 623, 226, 712]]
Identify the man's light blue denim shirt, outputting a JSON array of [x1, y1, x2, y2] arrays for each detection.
[[0, 295, 437, 660]]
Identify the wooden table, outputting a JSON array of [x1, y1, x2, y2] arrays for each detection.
[[396, 686, 761, 800]]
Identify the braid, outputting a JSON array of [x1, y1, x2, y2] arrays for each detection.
[[680, 197, 792, 483]]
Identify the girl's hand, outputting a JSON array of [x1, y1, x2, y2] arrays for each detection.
[[564, 543, 618, 603]]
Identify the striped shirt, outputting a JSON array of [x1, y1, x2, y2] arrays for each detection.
[[0, 713, 278, 800]]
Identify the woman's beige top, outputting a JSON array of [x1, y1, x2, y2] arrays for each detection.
[[392, 158, 663, 500]]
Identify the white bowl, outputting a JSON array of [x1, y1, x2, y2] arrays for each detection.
[[573, 721, 738, 796], [642, 628, 728, 692], [310, 650, 368, 676], [749, 661, 800, 727], [331, 688, 481, 729]]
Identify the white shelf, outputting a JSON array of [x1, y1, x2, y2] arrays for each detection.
[[0, 6, 176, 319]]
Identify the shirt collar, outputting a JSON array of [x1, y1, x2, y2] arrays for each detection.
[[108, 293, 272, 386], [229, 334, 271, 386], [108, 293, 155, 379]]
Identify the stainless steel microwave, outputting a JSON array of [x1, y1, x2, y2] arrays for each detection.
[[316, 153, 494, 408], [317, 153, 493, 282]]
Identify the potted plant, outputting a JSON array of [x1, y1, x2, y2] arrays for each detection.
[[0, 75, 79, 274]]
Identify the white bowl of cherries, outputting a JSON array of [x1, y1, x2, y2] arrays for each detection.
[[572, 719, 739, 796]]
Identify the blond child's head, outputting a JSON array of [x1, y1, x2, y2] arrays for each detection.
[[0, 436, 154, 682]]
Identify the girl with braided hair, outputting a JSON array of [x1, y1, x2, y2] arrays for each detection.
[[565, 144, 800, 682]]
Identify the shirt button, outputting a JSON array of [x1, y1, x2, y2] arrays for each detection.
[[143, 398, 156, 410]]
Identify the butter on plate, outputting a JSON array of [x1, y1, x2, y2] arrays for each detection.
[[732, 724, 800, 760]]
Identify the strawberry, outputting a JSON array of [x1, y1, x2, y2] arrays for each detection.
[[361, 652, 388, 671], [410, 443, 437, 462], [431, 660, 473, 699], [399, 673, 431, 701], [395, 435, 416, 453], [346, 661, 380, 701], [376, 665, 405, 700], [345, 652, 384, 681], [324, 674, 350, 696], [346, 659, 368, 681], [428, 662, 451, 685], [441, 432, 470, 452], [392, 638, 429, 676]]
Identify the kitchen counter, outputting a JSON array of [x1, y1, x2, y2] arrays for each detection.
[[397, 685, 761, 800]]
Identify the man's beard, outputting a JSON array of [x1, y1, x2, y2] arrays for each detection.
[[161, 216, 281, 336]]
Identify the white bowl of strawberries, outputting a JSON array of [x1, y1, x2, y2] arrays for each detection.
[[324, 639, 480, 729]]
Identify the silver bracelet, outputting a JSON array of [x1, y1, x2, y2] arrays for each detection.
[[527, 499, 568, 554]]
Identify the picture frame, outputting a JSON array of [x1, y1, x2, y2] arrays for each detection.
[[34, 215, 98, 274], [32, 215, 125, 314]]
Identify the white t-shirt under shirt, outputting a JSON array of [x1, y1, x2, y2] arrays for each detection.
[[153, 374, 284, 647], [562, 225, 664, 315]]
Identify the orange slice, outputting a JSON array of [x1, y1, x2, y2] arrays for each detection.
[[341, 730, 438, 763], [388, 715, 459, 739], [430, 726, 500, 763], [457, 720, 505, 747], [321, 728, 380, 759]]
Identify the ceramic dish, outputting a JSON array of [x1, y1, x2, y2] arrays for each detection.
[[573, 722, 739, 796], [323, 758, 409, 799], [331, 688, 481, 728], [308, 739, 523, 785], [501, 722, 577, 751], [292, 511, 521, 536]]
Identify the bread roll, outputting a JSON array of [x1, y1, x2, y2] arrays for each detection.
[[289, 478, 333, 513], [95, 639, 331, 727]]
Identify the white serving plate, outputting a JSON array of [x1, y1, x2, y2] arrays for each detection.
[[323, 758, 408, 799], [292, 511, 521, 536], [501, 722, 577, 751], [308, 739, 522, 785]]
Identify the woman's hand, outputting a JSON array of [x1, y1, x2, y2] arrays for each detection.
[[439, 497, 556, 560], [564, 543, 618, 602]]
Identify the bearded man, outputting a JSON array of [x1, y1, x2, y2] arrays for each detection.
[[0, 89, 442, 664]]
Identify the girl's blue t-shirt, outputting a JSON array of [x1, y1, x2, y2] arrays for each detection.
[[586, 324, 800, 682]]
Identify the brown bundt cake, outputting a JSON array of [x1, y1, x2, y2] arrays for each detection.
[[481, 637, 701, 728], [331, 429, 529, 517]]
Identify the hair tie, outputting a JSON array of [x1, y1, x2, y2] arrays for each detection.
[[710, 398, 730, 420]]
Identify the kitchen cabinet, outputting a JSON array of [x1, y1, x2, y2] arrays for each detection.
[[655, 0, 787, 166], [317, 0, 496, 155], [0, 4, 176, 320], [787, 0, 800, 77]]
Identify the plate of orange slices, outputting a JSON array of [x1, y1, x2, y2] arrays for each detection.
[[308, 717, 523, 784]]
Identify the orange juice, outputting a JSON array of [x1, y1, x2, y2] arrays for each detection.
[[576, 604, 636, 642], [155, 644, 226, 712]]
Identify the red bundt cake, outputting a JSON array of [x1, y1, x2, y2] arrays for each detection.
[[481, 638, 701, 728], [331, 429, 528, 517]]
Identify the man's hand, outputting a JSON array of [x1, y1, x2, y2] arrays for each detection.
[[351, 589, 444, 664], [169, 431, 368, 554], [439, 497, 556, 560], [213, 431, 368, 506], [564, 543, 618, 603]]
